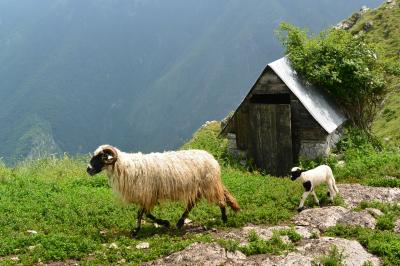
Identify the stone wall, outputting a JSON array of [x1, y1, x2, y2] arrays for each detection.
[[299, 126, 343, 159]]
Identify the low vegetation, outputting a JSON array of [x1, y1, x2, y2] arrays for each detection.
[[300, 128, 400, 186], [312, 245, 346, 266], [326, 225, 400, 265], [1, 120, 400, 265], [218, 228, 301, 256], [0, 122, 305, 265]]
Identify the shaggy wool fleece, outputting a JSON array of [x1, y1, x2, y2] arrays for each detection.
[[95, 146, 238, 212]]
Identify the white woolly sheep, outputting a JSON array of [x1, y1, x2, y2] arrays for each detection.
[[87, 145, 240, 236], [291, 165, 339, 212]]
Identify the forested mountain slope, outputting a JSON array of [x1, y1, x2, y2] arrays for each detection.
[[0, 0, 382, 163]]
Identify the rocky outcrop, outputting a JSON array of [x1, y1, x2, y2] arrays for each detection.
[[395, 218, 400, 234], [142, 243, 247, 266], [293, 206, 377, 231], [144, 236, 380, 266], [337, 184, 400, 208], [144, 183, 400, 265]]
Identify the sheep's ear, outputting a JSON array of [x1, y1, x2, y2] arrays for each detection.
[[102, 147, 118, 165]]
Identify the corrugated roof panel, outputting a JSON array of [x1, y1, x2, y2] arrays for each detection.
[[268, 57, 346, 133]]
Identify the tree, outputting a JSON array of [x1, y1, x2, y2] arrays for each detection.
[[276, 22, 387, 132]]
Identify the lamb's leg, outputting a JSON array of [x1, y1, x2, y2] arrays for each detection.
[[327, 181, 336, 203], [131, 208, 145, 237], [311, 190, 320, 206], [176, 202, 194, 229], [298, 191, 310, 212], [298, 181, 312, 212], [146, 213, 170, 228]]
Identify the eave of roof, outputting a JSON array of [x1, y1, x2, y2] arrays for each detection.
[[221, 57, 347, 135], [269, 57, 346, 133]]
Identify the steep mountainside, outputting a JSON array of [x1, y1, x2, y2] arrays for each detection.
[[0, 0, 382, 163], [344, 1, 400, 144]]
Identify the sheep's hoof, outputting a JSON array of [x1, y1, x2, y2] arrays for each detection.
[[222, 215, 228, 223], [297, 207, 305, 212], [130, 229, 140, 238], [176, 219, 185, 229], [158, 219, 170, 228]]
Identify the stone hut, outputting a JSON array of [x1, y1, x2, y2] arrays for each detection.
[[221, 57, 347, 176]]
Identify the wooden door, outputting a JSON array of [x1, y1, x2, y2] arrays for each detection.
[[249, 104, 293, 176]]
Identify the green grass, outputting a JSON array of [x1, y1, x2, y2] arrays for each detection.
[[218, 228, 301, 256], [357, 201, 400, 231], [326, 225, 400, 266], [0, 122, 309, 265], [1, 121, 399, 265], [350, 3, 400, 146], [0, 156, 307, 265], [300, 128, 400, 185], [312, 245, 346, 266]]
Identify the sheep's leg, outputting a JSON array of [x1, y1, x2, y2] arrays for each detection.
[[220, 206, 227, 223], [176, 202, 194, 229], [311, 190, 320, 206], [298, 191, 310, 212], [327, 181, 336, 203], [130, 208, 145, 237], [298, 181, 312, 212], [145, 213, 170, 228]]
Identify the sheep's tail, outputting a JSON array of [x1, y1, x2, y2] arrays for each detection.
[[224, 188, 240, 212]]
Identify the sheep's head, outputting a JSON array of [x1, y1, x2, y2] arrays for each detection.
[[290, 167, 303, 181], [87, 145, 118, 176]]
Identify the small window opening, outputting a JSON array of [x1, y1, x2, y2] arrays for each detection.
[[250, 94, 290, 104]]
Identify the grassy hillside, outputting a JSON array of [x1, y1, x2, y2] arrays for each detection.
[[346, 2, 400, 144], [0, 124, 308, 265], [2, 122, 400, 264]]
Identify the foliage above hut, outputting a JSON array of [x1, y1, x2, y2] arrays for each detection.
[[276, 22, 388, 132]]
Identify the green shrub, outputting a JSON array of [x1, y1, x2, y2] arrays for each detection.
[[276, 23, 388, 132], [313, 245, 346, 266], [239, 230, 295, 256]]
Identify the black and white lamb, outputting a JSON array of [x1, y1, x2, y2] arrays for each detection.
[[291, 165, 339, 212]]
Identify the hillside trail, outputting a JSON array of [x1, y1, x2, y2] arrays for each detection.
[[144, 183, 400, 266]]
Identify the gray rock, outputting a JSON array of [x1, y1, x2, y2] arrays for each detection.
[[296, 237, 380, 266], [360, 5, 370, 13], [394, 218, 400, 233], [294, 206, 349, 231], [366, 208, 384, 218], [144, 237, 380, 266], [136, 242, 150, 249], [142, 242, 246, 266], [294, 206, 378, 230], [337, 184, 400, 208], [338, 210, 376, 229], [337, 160, 346, 168], [363, 21, 373, 32], [26, 230, 38, 235]]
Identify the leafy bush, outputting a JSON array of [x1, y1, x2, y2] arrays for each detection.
[[276, 23, 388, 131], [313, 245, 346, 266]]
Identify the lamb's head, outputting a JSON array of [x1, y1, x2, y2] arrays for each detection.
[[87, 145, 118, 176], [290, 167, 303, 181]]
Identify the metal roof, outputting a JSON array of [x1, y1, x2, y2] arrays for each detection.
[[268, 57, 346, 133]]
